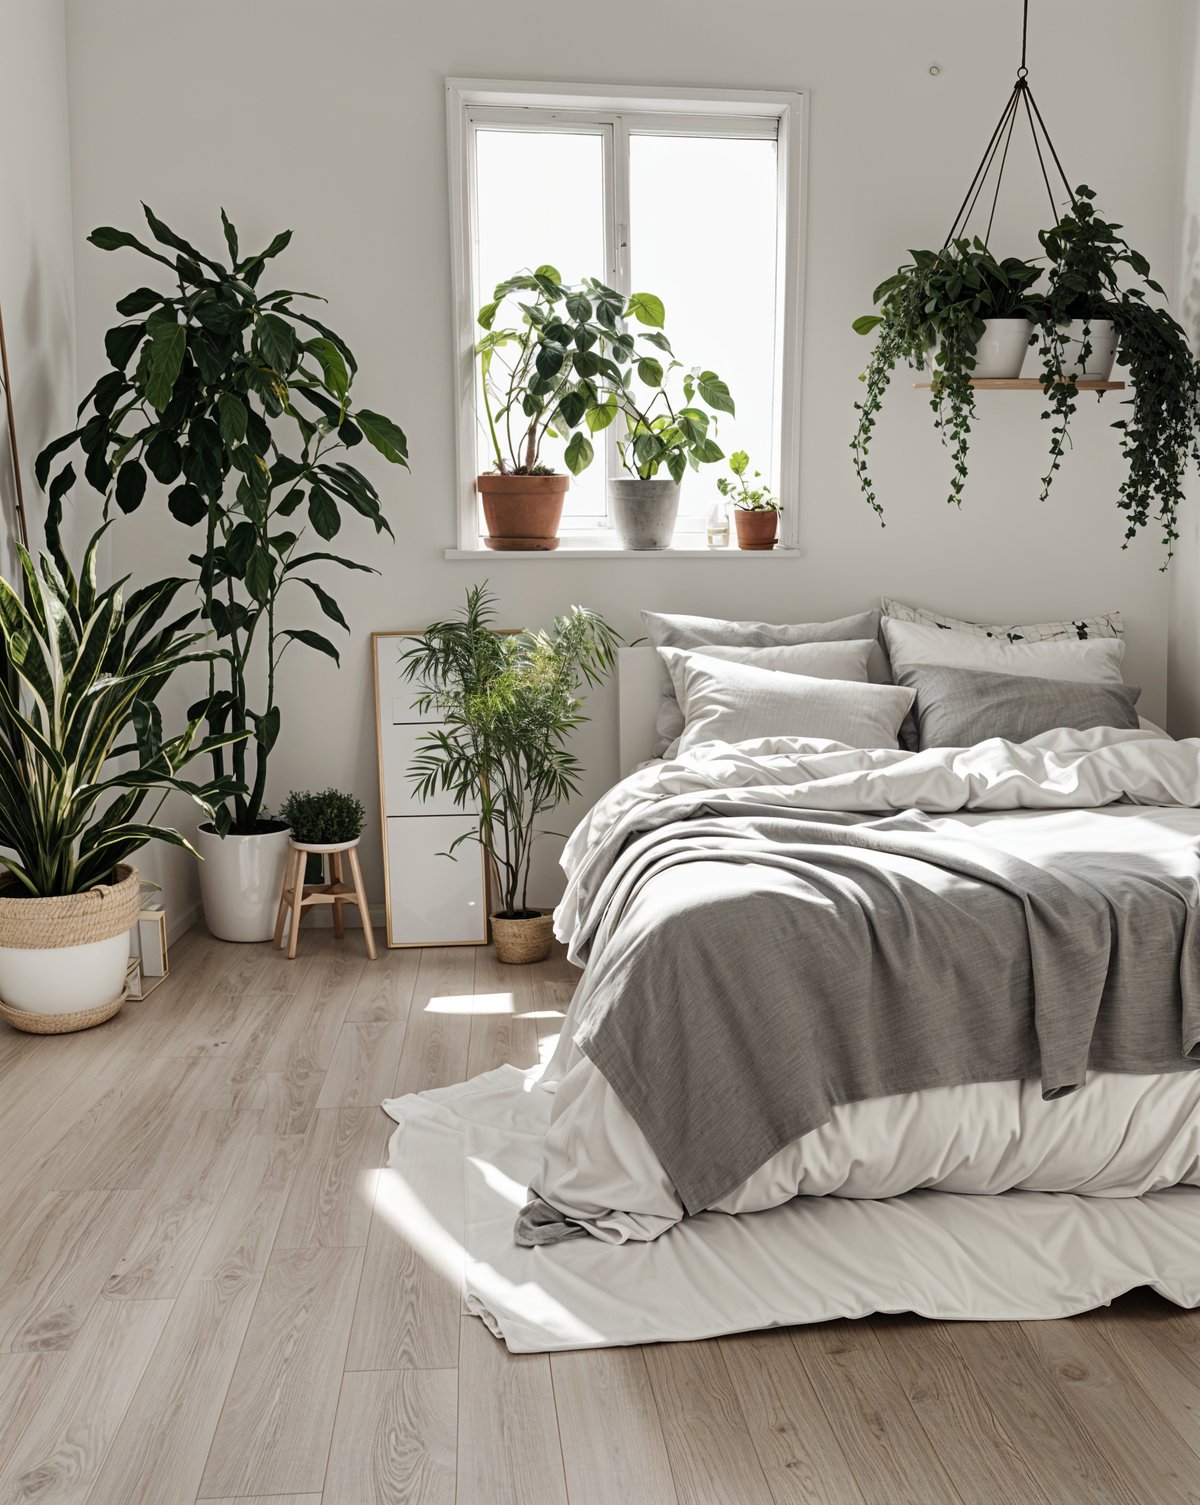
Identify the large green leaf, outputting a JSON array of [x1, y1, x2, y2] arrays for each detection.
[[167, 483, 207, 526], [305, 337, 349, 402], [696, 371, 735, 415], [216, 392, 248, 448], [88, 225, 177, 268], [625, 292, 666, 328], [564, 432, 594, 475], [145, 321, 186, 412], [296, 577, 349, 630], [104, 324, 145, 371], [245, 548, 274, 604], [356, 409, 409, 466], [255, 312, 295, 371], [115, 459, 147, 514], [281, 626, 340, 665], [308, 484, 340, 539]]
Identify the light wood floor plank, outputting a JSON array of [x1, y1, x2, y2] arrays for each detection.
[[0, 1295, 171, 1505], [346, 946, 420, 1023], [466, 948, 540, 1077], [323, 1366, 456, 1505], [199, 1244, 364, 1499], [643, 1338, 773, 1505], [0, 1189, 145, 1352], [789, 1320, 962, 1505], [0, 1353, 62, 1474], [718, 1328, 866, 1505], [274, 1107, 389, 1249], [457, 1316, 567, 1505], [950, 1319, 1141, 1505], [1088, 1297, 1200, 1459], [200, 1497, 322, 1504], [551, 1346, 678, 1505], [390, 947, 473, 1099], [317, 1019, 411, 1109], [869, 1315, 1050, 1505]]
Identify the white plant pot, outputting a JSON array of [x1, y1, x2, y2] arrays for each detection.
[[0, 932, 131, 1015], [196, 823, 292, 943], [608, 478, 681, 551], [1023, 319, 1118, 382], [970, 318, 1035, 379]]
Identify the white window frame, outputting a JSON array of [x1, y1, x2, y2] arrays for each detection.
[[446, 78, 808, 553]]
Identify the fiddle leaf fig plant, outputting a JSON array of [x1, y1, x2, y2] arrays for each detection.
[[1035, 186, 1200, 560], [36, 206, 409, 833], [851, 238, 1042, 516]]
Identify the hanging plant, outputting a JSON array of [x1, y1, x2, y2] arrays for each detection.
[[1034, 186, 1200, 561], [850, 239, 1042, 516]]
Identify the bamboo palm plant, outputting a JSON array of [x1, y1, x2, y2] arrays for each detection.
[[0, 527, 244, 896], [400, 584, 619, 919]]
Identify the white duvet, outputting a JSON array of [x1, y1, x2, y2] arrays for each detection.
[[537, 727, 1200, 1243]]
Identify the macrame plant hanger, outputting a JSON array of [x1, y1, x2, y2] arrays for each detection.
[[941, 0, 1075, 252]]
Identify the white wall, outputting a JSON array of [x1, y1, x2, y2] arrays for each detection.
[[0, 0, 76, 572], [62, 0, 1187, 915]]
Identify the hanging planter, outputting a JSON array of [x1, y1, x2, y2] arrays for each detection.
[[849, 0, 1200, 562]]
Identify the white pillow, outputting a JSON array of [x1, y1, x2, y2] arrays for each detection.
[[882, 618, 1126, 684], [655, 639, 876, 756], [661, 649, 915, 754], [881, 596, 1123, 643]]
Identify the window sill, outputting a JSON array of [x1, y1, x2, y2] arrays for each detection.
[[445, 546, 803, 560]]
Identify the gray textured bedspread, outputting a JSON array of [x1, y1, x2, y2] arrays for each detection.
[[559, 804, 1200, 1216]]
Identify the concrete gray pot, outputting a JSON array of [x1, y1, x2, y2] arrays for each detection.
[[609, 478, 681, 551]]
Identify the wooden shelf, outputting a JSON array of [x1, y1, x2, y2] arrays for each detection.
[[913, 377, 1125, 391]]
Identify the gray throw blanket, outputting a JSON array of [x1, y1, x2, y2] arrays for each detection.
[[532, 804, 1200, 1225]]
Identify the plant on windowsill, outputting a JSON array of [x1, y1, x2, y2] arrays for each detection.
[[850, 238, 1043, 517], [1033, 186, 1200, 561], [401, 583, 619, 964], [717, 450, 781, 550], [36, 206, 408, 942], [0, 527, 245, 1032]]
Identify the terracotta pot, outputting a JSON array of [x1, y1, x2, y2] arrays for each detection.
[[490, 911, 555, 964], [478, 474, 569, 551], [734, 508, 780, 550]]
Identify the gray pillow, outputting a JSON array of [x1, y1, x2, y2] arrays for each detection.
[[663, 649, 915, 754], [641, 609, 892, 682], [897, 664, 1141, 749]]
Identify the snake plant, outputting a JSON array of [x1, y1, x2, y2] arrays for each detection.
[[0, 527, 245, 897]]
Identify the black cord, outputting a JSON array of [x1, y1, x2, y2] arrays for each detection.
[[1021, 85, 1062, 219], [942, 84, 1021, 246], [984, 83, 1022, 244]]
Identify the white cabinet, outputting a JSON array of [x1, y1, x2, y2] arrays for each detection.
[[373, 633, 489, 948]]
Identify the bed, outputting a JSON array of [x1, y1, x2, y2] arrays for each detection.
[[384, 607, 1200, 1352]]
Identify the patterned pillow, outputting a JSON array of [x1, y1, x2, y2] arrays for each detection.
[[880, 597, 1123, 644]]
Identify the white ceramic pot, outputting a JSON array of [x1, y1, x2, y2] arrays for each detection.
[[1024, 319, 1118, 382], [196, 822, 292, 943], [0, 863, 140, 1029], [970, 318, 1035, 379]]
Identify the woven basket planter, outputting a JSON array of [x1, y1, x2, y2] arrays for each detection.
[[0, 864, 139, 1033], [490, 911, 555, 965]]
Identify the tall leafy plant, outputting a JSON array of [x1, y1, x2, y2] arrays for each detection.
[[36, 206, 409, 832], [400, 584, 619, 918], [0, 527, 244, 897]]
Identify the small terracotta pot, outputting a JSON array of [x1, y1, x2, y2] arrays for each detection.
[[478, 474, 569, 551], [734, 508, 780, 550], [490, 911, 554, 964]]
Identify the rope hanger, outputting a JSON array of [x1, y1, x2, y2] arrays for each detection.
[[942, 0, 1074, 249]]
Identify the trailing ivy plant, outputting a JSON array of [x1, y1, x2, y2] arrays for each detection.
[[851, 238, 1042, 516], [1035, 186, 1200, 560], [36, 206, 409, 833]]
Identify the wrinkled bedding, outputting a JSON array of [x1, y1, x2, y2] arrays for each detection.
[[521, 729, 1200, 1244]]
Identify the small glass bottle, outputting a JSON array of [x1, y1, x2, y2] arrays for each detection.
[[706, 498, 730, 550]]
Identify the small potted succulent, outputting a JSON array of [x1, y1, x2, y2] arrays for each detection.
[[474, 266, 606, 550], [717, 450, 781, 550], [851, 238, 1043, 515], [401, 584, 619, 963], [1033, 186, 1200, 557]]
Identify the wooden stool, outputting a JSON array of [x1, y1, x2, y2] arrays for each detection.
[[273, 839, 377, 960]]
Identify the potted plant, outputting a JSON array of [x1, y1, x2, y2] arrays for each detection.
[[474, 266, 608, 550], [37, 206, 408, 941], [851, 238, 1043, 516], [277, 786, 366, 886], [0, 528, 243, 1031], [717, 450, 782, 550], [400, 584, 619, 963], [1033, 186, 1200, 557]]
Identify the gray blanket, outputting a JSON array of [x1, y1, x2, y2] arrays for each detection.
[[539, 805, 1200, 1220]]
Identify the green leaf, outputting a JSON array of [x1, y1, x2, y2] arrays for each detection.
[[142, 204, 225, 274], [220, 208, 239, 263], [586, 395, 618, 433], [564, 431, 593, 475], [255, 312, 295, 371], [245, 547, 273, 604], [637, 356, 664, 388], [167, 483, 207, 526], [477, 299, 501, 331], [356, 409, 409, 466], [145, 430, 182, 484], [104, 324, 145, 371], [852, 314, 884, 336], [297, 577, 349, 630], [115, 286, 163, 317], [216, 392, 248, 448], [729, 449, 749, 476], [35, 429, 81, 490], [535, 343, 566, 381], [305, 337, 349, 402], [281, 627, 340, 665], [145, 320, 186, 412], [115, 459, 147, 513], [290, 550, 376, 573], [308, 484, 340, 539], [87, 225, 176, 268], [625, 292, 665, 328], [697, 372, 735, 415]]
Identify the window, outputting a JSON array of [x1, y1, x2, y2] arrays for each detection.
[[447, 81, 806, 551]]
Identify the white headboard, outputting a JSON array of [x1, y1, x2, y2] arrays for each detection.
[[618, 646, 664, 777]]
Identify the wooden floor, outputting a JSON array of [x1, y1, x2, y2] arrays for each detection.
[[0, 928, 1198, 1504]]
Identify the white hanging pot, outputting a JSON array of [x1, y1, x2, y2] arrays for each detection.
[[1024, 319, 1118, 382], [970, 317, 1036, 379], [196, 822, 292, 943], [0, 864, 140, 1032]]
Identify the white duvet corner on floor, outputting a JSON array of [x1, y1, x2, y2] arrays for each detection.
[[382, 1067, 1200, 1355]]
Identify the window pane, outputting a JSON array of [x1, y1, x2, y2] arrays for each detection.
[[629, 134, 779, 533], [474, 128, 607, 525]]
